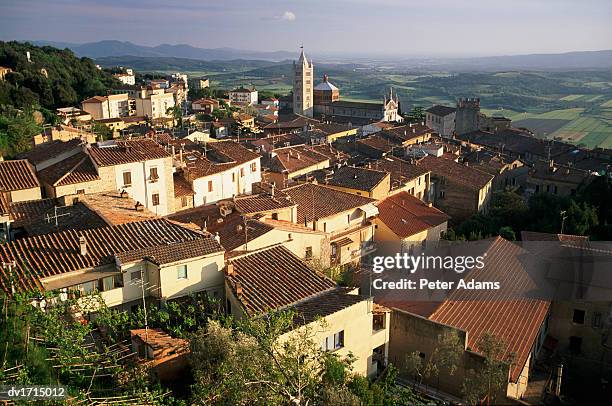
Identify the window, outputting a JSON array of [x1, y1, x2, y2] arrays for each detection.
[[181, 196, 188, 207], [251, 162, 257, 172], [272, 213, 279, 220], [323, 222, 327, 232], [439, 191, 445, 198], [240, 168, 245, 177], [592, 312, 603, 328], [152, 193, 160, 206], [149, 167, 159, 181], [573, 309, 585, 324], [373, 314, 385, 332], [232, 173, 236, 182], [322, 331, 344, 352], [122, 171, 132, 187], [177, 264, 188, 279], [130, 271, 141, 281], [305, 246, 313, 259], [76, 189, 85, 195], [208, 180, 214, 192], [101, 276, 114, 292], [569, 336, 582, 354]]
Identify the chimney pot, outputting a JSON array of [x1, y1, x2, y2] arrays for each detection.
[[79, 236, 87, 256]]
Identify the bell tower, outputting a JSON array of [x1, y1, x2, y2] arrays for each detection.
[[292, 46, 314, 117]]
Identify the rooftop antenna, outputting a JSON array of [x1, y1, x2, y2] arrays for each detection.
[[45, 206, 71, 227], [129, 265, 158, 342]]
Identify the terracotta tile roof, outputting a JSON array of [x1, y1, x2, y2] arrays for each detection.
[[79, 192, 157, 226], [182, 141, 261, 180], [324, 166, 389, 192], [357, 135, 394, 153], [0, 160, 40, 191], [417, 155, 493, 191], [20, 139, 83, 165], [116, 237, 223, 266], [307, 144, 349, 165], [376, 192, 449, 238], [130, 328, 189, 358], [528, 161, 592, 185], [227, 245, 336, 315], [82, 95, 107, 103], [458, 129, 572, 159], [291, 289, 368, 326], [173, 173, 194, 197], [283, 183, 376, 223], [372, 156, 429, 191], [166, 204, 273, 252], [234, 192, 295, 215], [0, 193, 9, 216], [37, 152, 100, 187], [426, 105, 456, 117], [428, 237, 550, 382], [0, 218, 220, 294], [269, 145, 330, 174], [9, 199, 107, 236], [261, 218, 326, 235], [88, 139, 171, 167]]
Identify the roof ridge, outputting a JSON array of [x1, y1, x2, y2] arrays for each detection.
[[52, 155, 89, 187]]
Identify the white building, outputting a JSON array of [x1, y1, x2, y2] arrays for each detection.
[[114, 73, 135, 85], [177, 141, 262, 207], [87, 139, 176, 215], [135, 87, 176, 119], [82, 93, 131, 120], [229, 87, 258, 106]]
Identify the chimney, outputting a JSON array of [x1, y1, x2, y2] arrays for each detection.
[[79, 236, 87, 256], [270, 183, 275, 197], [226, 263, 235, 276], [172, 145, 176, 157], [214, 232, 220, 244], [427, 202, 433, 208]]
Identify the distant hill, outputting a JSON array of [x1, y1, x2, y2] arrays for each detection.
[[29, 40, 612, 70], [396, 50, 612, 71], [94, 56, 283, 72], [31, 40, 295, 61]]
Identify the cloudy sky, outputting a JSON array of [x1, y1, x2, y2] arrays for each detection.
[[0, 0, 610, 57]]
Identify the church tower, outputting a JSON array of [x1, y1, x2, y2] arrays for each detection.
[[292, 47, 314, 117]]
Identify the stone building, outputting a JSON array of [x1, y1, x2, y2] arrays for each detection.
[[455, 98, 480, 135]]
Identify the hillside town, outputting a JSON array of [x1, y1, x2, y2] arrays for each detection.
[[0, 43, 611, 406]]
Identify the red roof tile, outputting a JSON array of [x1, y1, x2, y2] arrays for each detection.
[[227, 245, 336, 315], [0, 160, 40, 191], [417, 155, 493, 190], [376, 192, 449, 238], [37, 152, 100, 187], [0, 219, 222, 294], [428, 238, 550, 382], [88, 139, 171, 167], [173, 173, 194, 197], [283, 183, 375, 223]]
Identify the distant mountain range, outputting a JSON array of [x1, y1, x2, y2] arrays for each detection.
[[31, 40, 295, 61], [28, 40, 612, 70]]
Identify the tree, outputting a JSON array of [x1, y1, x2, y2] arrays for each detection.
[[190, 311, 329, 405], [406, 106, 426, 123], [0, 108, 42, 157], [166, 105, 183, 128], [91, 121, 113, 141], [462, 332, 516, 405], [498, 226, 516, 241]]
